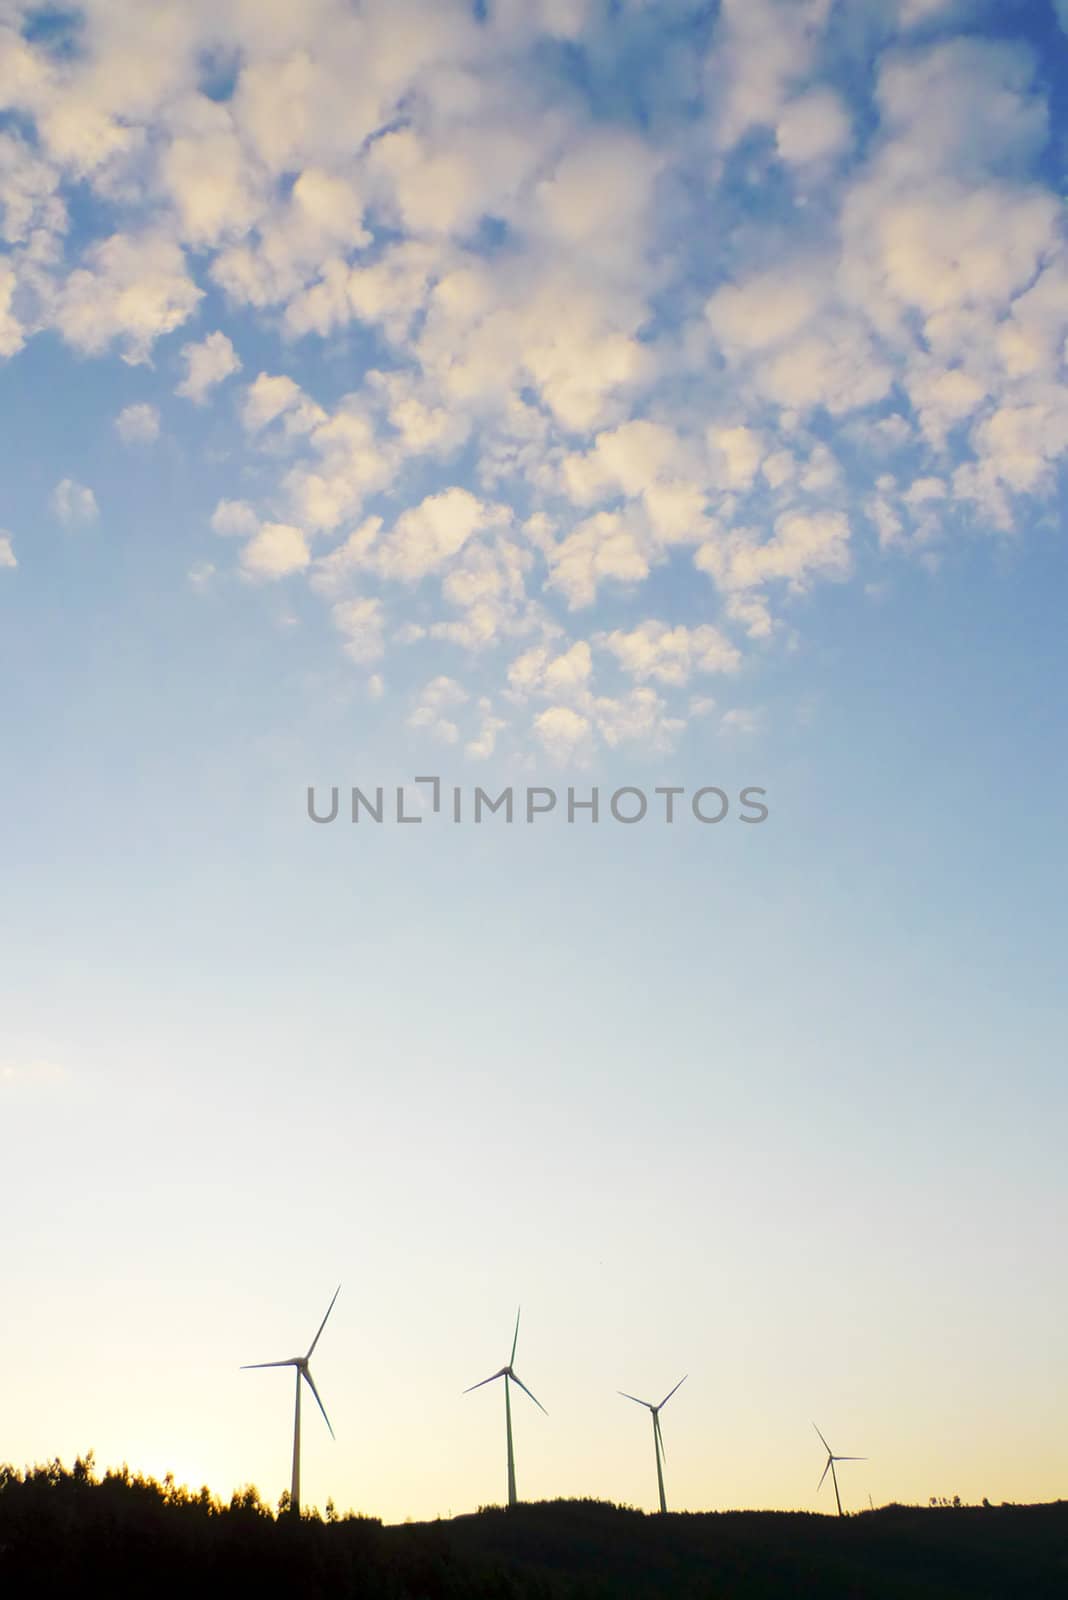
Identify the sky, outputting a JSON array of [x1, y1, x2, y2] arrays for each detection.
[[1, 0, 1066, 1524]]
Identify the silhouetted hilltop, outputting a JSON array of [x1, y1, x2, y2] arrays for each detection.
[[2, 1457, 1067, 1597]]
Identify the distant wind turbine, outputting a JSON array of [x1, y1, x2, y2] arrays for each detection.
[[241, 1285, 340, 1515], [813, 1422, 866, 1517], [619, 1375, 687, 1513], [463, 1307, 546, 1507]]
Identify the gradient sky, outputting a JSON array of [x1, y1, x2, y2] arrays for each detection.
[[1, 0, 1066, 1524]]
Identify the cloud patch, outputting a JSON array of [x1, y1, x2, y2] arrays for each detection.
[[51, 478, 98, 526]]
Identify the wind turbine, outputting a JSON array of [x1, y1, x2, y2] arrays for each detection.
[[813, 1422, 866, 1517], [463, 1307, 546, 1507], [241, 1286, 340, 1515], [619, 1375, 687, 1513]]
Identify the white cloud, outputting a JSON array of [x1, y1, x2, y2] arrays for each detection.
[[0, 258, 23, 357], [0, 531, 16, 569], [160, 121, 265, 249], [115, 402, 160, 443], [509, 640, 593, 698], [283, 407, 390, 531], [898, 0, 961, 25], [187, 560, 216, 589], [598, 621, 741, 685], [707, 264, 893, 417], [0, 130, 65, 249], [775, 88, 852, 165], [532, 131, 661, 267], [706, 268, 824, 354], [240, 522, 310, 579], [416, 262, 653, 433], [310, 516, 383, 594], [710, 0, 834, 151], [874, 38, 1048, 178], [408, 674, 469, 744], [711, 426, 763, 490], [243, 372, 322, 434], [51, 478, 98, 526], [211, 499, 260, 538], [720, 707, 760, 735], [331, 596, 384, 664], [593, 686, 685, 751], [847, 181, 1059, 324], [466, 699, 507, 760], [533, 704, 592, 759], [377, 488, 511, 581], [561, 420, 691, 504], [52, 231, 202, 363], [544, 512, 650, 609], [176, 331, 241, 404], [698, 511, 852, 595]]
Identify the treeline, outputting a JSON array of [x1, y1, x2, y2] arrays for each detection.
[[0, 1456, 473, 1600], [2, 1456, 1067, 1598]]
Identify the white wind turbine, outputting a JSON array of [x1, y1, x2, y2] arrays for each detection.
[[619, 1375, 687, 1513], [813, 1422, 866, 1517], [241, 1286, 340, 1515], [463, 1307, 546, 1507]]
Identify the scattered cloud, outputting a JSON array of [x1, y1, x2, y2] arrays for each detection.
[[720, 707, 761, 735], [52, 232, 202, 363], [408, 674, 468, 744], [187, 561, 216, 589], [0, 531, 16, 569], [211, 499, 259, 538], [115, 403, 160, 444], [240, 523, 310, 580], [176, 331, 242, 404], [51, 478, 98, 526], [598, 622, 741, 685], [2, 3, 1066, 756], [376, 489, 511, 582], [331, 596, 384, 664]]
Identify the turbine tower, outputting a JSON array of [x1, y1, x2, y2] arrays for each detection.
[[241, 1285, 340, 1515], [463, 1307, 546, 1507], [619, 1375, 686, 1513], [813, 1422, 866, 1517]]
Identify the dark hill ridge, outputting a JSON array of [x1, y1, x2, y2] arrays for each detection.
[[438, 1500, 1068, 1598], [2, 1460, 1066, 1597]]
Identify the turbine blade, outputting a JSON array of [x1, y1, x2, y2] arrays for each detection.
[[240, 1360, 297, 1370], [658, 1375, 687, 1410], [306, 1284, 341, 1359], [618, 1391, 653, 1409], [510, 1371, 547, 1415], [812, 1422, 832, 1454], [510, 1307, 521, 1366], [302, 1366, 335, 1439], [835, 1456, 866, 1462], [654, 1411, 666, 1461], [817, 1459, 831, 1491], [463, 1369, 506, 1395]]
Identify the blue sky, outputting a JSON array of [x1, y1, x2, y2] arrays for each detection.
[[1, 0, 1066, 1521]]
